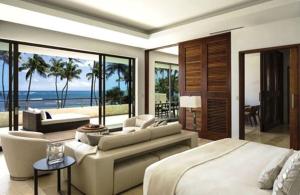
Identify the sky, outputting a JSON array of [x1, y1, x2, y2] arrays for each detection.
[[0, 52, 128, 92]]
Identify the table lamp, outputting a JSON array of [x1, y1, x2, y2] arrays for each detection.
[[180, 96, 201, 130]]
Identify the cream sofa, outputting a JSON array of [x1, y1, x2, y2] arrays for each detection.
[[0, 131, 50, 180], [64, 123, 198, 195]]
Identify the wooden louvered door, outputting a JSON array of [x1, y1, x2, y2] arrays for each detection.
[[179, 39, 203, 132], [201, 33, 231, 140], [179, 33, 231, 139]]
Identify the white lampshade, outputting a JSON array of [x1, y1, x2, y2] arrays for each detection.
[[180, 96, 201, 108]]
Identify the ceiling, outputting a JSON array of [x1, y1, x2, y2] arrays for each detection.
[[0, 0, 299, 49], [21, 0, 265, 33], [157, 46, 179, 56]]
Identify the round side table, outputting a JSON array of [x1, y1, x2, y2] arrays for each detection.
[[33, 156, 75, 195]]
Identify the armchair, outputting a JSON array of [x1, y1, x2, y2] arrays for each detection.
[[123, 115, 155, 131], [0, 131, 50, 180]]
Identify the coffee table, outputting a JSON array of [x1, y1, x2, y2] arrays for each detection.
[[33, 156, 75, 195]]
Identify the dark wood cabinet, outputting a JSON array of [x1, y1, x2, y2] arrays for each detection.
[[179, 33, 231, 140]]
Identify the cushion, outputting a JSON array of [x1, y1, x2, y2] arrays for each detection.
[[86, 134, 102, 146], [150, 119, 168, 128], [122, 127, 140, 133], [40, 110, 46, 120], [45, 111, 52, 119], [273, 151, 300, 195], [135, 118, 144, 127], [42, 113, 89, 125], [258, 149, 293, 189], [149, 123, 182, 140], [98, 130, 151, 151], [28, 107, 34, 112]]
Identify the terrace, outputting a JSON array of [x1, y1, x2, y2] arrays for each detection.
[[0, 42, 135, 141]]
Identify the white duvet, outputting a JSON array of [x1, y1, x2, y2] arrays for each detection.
[[144, 140, 291, 195]]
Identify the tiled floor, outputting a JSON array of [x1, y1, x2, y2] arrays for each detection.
[[0, 138, 211, 195], [245, 124, 290, 148]]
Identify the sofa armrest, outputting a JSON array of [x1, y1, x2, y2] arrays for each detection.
[[9, 131, 45, 139], [22, 111, 42, 131], [123, 117, 136, 128]]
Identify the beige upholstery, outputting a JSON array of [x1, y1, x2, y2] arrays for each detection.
[[98, 130, 151, 151], [114, 154, 159, 194], [153, 145, 190, 159], [64, 126, 198, 195], [122, 115, 155, 131], [149, 123, 182, 139], [0, 131, 50, 180]]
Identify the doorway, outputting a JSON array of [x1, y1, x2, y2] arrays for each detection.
[[239, 45, 300, 150]]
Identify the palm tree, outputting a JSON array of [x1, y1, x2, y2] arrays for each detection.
[[92, 62, 100, 105], [106, 63, 127, 104], [86, 62, 100, 106], [48, 58, 64, 108], [106, 63, 127, 91], [0, 51, 9, 110], [86, 64, 95, 106], [170, 69, 179, 102], [19, 54, 49, 104], [61, 59, 81, 108]]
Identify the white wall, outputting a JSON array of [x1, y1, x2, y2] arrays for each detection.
[[245, 53, 260, 106], [148, 51, 178, 115], [231, 17, 300, 138], [0, 21, 145, 114]]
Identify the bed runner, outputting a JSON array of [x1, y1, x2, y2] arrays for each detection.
[[146, 138, 249, 195]]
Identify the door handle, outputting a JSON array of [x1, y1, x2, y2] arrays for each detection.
[[291, 94, 295, 109]]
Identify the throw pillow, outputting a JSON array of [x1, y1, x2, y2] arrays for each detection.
[[40, 110, 47, 120], [45, 111, 52, 119], [86, 134, 103, 146], [273, 151, 300, 195], [157, 120, 167, 126], [135, 118, 144, 127], [258, 150, 293, 189]]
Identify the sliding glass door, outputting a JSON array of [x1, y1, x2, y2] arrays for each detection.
[[103, 55, 135, 128], [0, 39, 136, 132], [0, 41, 11, 132], [155, 61, 179, 121]]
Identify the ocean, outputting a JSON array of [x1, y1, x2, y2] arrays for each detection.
[[0, 91, 100, 111]]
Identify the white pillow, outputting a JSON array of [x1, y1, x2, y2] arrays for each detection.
[[273, 151, 300, 195], [28, 107, 34, 112], [258, 150, 293, 189], [40, 110, 47, 120], [135, 118, 144, 127], [34, 108, 41, 113]]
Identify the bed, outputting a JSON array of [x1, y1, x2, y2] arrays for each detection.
[[143, 138, 292, 195]]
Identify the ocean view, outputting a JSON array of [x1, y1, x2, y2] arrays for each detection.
[[0, 91, 100, 111]]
